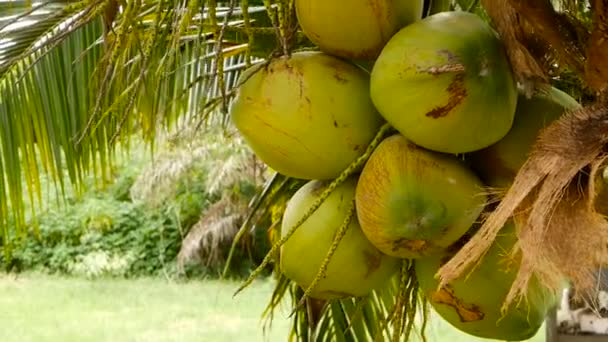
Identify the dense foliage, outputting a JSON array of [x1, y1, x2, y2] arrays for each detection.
[[0, 133, 272, 279]]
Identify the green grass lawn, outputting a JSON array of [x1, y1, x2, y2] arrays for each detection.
[[0, 273, 546, 342], [0, 274, 290, 342]]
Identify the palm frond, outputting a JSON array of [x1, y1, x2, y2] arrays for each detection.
[[129, 127, 267, 207], [261, 271, 429, 342], [0, 19, 105, 235], [176, 193, 246, 271], [128, 141, 213, 208], [0, 0, 282, 242], [0, 1, 86, 75]]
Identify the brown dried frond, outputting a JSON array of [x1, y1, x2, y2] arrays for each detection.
[[481, 0, 590, 95], [585, 0, 608, 94], [481, 0, 549, 95], [507, 0, 586, 74], [438, 104, 608, 307], [177, 193, 248, 271], [505, 180, 608, 308]]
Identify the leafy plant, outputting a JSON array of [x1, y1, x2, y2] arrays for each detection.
[[1, 128, 271, 279]]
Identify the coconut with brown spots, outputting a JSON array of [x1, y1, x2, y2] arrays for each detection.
[[355, 134, 486, 259], [295, 0, 424, 61], [370, 11, 517, 154], [470, 86, 581, 188], [230, 51, 384, 180], [416, 221, 558, 341], [280, 177, 400, 300]]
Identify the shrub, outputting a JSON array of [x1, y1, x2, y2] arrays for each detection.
[[0, 130, 272, 279]]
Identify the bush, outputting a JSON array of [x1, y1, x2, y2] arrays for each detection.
[[0, 130, 272, 279], [4, 194, 170, 277]]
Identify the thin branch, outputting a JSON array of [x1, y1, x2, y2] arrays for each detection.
[[214, 0, 237, 115]]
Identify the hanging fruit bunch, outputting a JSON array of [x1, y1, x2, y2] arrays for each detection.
[[226, 0, 608, 340]]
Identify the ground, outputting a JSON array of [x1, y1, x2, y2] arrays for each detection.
[[0, 273, 546, 341]]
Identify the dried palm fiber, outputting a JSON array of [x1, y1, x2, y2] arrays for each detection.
[[586, 0, 608, 93], [437, 104, 608, 309], [177, 193, 249, 271], [480, 0, 588, 95], [480, 0, 548, 95], [505, 179, 608, 308], [506, 0, 586, 73]]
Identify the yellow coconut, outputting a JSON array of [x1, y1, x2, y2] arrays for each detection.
[[370, 11, 518, 153], [230, 51, 384, 180], [281, 177, 400, 299], [355, 134, 487, 258], [471, 86, 581, 188], [295, 0, 424, 60], [416, 221, 558, 340]]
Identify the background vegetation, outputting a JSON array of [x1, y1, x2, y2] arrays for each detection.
[[0, 128, 272, 279]]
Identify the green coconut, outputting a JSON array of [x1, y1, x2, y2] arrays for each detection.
[[280, 177, 400, 300], [370, 11, 517, 154], [230, 51, 384, 180], [295, 0, 424, 61], [471, 87, 581, 188], [355, 134, 487, 259], [416, 221, 558, 341]]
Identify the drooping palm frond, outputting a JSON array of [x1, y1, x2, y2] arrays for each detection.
[[0, 0, 117, 253], [261, 265, 429, 342], [0, 0, 91, 76], [129, 127, 268, 207], [0, 0, 300, 246], [0, 19, 105, 251], [126, 124, 270, 275], [176, 193, 247, 272]]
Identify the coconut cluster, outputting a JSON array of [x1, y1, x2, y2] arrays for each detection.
[[230, 3, 581, 341]]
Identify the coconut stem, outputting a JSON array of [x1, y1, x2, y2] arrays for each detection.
[[372, 260, 422, 342], [403, 272, 420, 341], [212, 0, 237, 115], [392, 261, 410, 342], [241, 0, 253, 67], [419, 295, 430, 342], [233, 123, 394, 297], [263, 0, 283, 55], [292, 201, 356, 312], [373, 261, 409, 342]]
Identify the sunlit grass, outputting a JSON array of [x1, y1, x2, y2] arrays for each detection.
[[0, 273, 548, 342], [0, 273, 290, 342]]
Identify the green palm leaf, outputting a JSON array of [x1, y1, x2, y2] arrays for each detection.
[[0, 1, 290, 242]]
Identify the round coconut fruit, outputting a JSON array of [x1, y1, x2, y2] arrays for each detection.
[[470, 86, 581, 188], [355, 134, 487, 259], [280, 177, 400, 300], [295, 0, 424, 61], [370, 11, 518, 154], [416, 221, 557, 340], [230, 51, 384, 180]]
